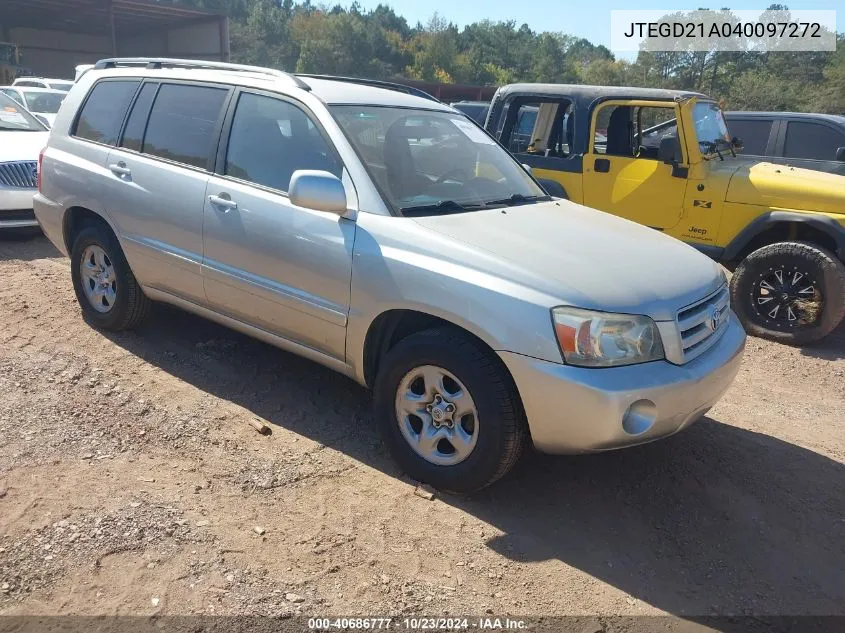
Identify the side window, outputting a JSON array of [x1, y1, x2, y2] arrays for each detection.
[[506, 100, 573, 158], [142, 83, 228, 169], [596, 104, 676, 159], [120, 83, 158, 152], [15, 81, 40, 88], [225, 92, 341, 192], [73, 80, 139, 145], [728, 119, 773, 155], [0, 89, 20, 104], [784, 121, 845, 161]]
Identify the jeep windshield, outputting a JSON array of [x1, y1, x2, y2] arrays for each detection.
[[693, 101, 732, 157], [331, 105, 547, 215]]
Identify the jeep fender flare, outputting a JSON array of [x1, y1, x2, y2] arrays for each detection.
[[723, 211, 845, 262]]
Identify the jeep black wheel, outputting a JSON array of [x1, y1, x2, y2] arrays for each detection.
[[730, 241, 845, 345]]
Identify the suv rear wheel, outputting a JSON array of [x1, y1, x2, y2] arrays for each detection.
[[70, 225, 151, 331], [373, 327, 527, 493], [730, 241, 845, 345]]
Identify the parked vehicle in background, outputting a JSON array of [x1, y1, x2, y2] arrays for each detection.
[[0, 92, 49, 233], [34, 58, 745, 492], [12, 76, 73, 92], [75, 64, 95, 82], [450, 100, 490, 125], [483, 83, 845, 345], [725, 111, 845, 177], [0, 86, 66, 127]]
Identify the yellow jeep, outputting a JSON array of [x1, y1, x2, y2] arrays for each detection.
[[484, 84, 845, 344]]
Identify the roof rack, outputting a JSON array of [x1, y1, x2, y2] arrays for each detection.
[[295, 74, 440, 102], [93, 58, 311, 91]]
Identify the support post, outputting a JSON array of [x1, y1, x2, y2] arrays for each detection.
[[108, 0, 117, 55], [219, 16, 230, 62]]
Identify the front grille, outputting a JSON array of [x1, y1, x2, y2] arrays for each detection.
[[0, 161, 37, 189], [677, 284, 730, 362]]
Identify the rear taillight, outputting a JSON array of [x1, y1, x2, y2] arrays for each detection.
[[37, 147, 45, 193]]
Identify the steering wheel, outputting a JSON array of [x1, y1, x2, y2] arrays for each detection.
[[435, 169, 468, 185]]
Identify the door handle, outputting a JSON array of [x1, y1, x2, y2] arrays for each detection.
[[109, 162, 131, 177], [208, 193, 238, 212], [594, 158, 610, 173]]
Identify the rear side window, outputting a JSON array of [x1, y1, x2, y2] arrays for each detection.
[[784, 121, 845, 161], [74, 80, 139, 145], [120, 83, 158, 152], [142, 84, 228, 169], [728, 119, 772, 155]]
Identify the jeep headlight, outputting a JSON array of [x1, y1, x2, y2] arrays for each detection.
[[552, 307, 665, 367]]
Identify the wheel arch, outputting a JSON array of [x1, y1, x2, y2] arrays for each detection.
[[63, 206, 119, 254], [723, 212, 845, 264], [361, 308, 512, 390]]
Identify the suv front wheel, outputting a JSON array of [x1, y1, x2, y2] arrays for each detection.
[[70, 225, 151, 331], [373, 327, 528, 493], [730, 241, 845, 345]]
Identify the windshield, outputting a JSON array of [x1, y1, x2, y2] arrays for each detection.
[[0, 93, 46, 131], [693, 101, 731, 154], [331, 105, 546, 214], [47, 82, 73, 92], [22, 91, 64, 113]]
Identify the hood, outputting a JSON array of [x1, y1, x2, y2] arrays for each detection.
[[412, 200, 725, 322], [0, 130, 49, 163], [725, 161, 845, 215]]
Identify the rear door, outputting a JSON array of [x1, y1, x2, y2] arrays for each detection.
[[775, 119, 845, 176], [201, 89, 355, 360], [105, 80, 231, 304]]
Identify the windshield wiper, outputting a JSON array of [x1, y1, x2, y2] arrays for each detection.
[[399, 199, 487, 216], [483, 193, 551, 207]]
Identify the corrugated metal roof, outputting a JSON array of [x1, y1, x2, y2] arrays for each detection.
[[0, 0, 221, 36]]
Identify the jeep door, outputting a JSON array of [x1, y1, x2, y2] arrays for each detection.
[[582, 100, 687, 231], [201, 89, 354, 361]]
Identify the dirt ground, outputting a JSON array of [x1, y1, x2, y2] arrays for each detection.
[[0, 235, 843, 624]]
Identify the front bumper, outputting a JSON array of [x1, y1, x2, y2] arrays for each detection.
[[1, 189, 40, 228], [500, 312, 746, 454]]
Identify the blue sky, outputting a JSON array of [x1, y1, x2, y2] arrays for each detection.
[[355, 0, 843, 57]]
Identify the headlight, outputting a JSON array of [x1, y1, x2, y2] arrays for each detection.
[[552, 307, 665, 367]]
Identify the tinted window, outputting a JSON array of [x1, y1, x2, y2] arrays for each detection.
[[15, 81, 42, 88], [120, 83, 158, 152], [143, 84, 227, 169], [225, 92, 340, 192], [74, 80, 139, 145], [784, 121, 845, 161], [727, 119, 773, 155]]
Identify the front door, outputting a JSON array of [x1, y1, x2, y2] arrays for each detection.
[[582, 100, 687, 231], [202, 90, 355, 360]]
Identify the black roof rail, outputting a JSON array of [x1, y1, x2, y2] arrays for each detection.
[[93, 57, 311, 91], [295, 74, 440, 102]]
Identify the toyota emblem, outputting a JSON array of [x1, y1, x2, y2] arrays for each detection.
[[709, 306, 724, 332]]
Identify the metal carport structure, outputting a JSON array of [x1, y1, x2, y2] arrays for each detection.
[[0, 0, 229, 79]]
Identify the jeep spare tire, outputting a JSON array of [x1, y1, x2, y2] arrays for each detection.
[[730, 241, 845, 345]]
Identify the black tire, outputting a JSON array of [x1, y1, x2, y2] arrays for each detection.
[[373, 327, 528, 494], [70, 225, 151, 331], [730, 241, 845, 345]]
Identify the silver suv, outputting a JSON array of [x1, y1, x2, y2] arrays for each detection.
[[34, 58, 746, 492]]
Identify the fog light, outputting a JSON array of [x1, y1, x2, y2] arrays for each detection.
[[622, 400, 657, 435]]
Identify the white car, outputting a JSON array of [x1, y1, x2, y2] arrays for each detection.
[[12, 76, 73, 92], [0, 86, 66, 127], [0, 92, 49, 232]]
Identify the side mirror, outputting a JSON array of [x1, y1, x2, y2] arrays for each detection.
[[289, 170, 347, 215], [35, 114, 50, 128], [658, 136, 682, 164], [522, 163, 532, 174], [836, 146, 845, 162], [732, 136, 744, 152]]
